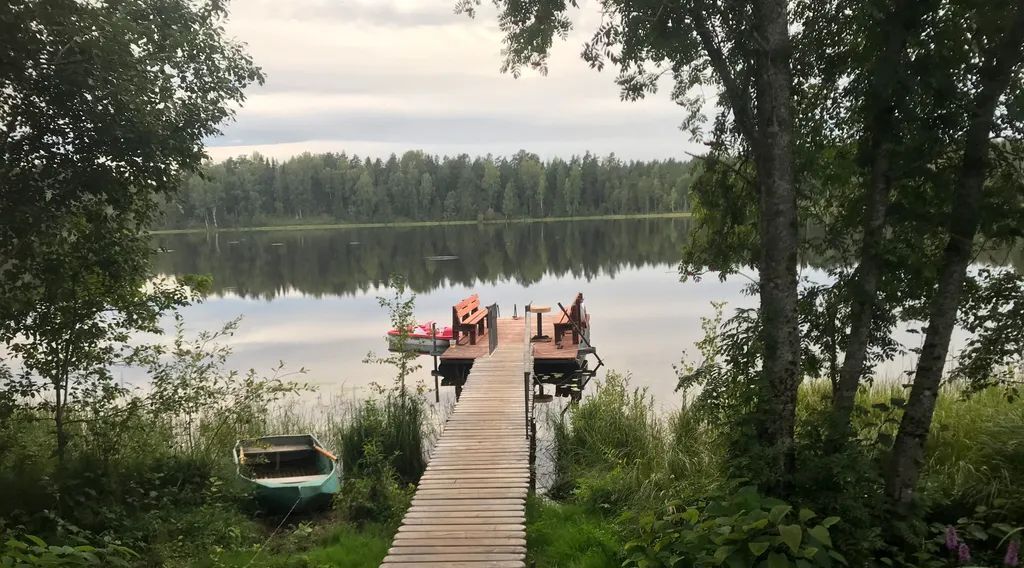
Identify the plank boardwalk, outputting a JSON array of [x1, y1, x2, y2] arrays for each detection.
[[382, 317, 530, 567]]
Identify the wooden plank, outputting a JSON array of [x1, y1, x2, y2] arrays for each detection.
[[392, 531, 525, 541], [388, 545, 526, 555], [406, 504, 524, 512], [398, 524, 525, 533], [404, 510, 525, 519], [401, 516, 523, 525], [383, 561, 525, 568], [383, 553, 524, 562]]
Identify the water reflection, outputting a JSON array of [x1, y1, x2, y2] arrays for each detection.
[[150, 219, 1021, 404], [152, 218, 694, 299]]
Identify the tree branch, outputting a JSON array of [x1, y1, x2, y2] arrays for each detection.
[[686, 0, 759, 147]]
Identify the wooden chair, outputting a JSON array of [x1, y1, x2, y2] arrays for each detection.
[[452, 294, 489, 345], [554, 293, 587, 346]]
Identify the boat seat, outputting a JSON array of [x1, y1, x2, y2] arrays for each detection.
[[241, 444, 312, 454]]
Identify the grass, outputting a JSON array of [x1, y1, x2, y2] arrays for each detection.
[[148, 212, 692, 235], [797, 378, 1024, 515], [537, 371, 1024, 565], [526, 496, 622, 568], [547, 372, 725, 514], [206, 522, 391, 568]]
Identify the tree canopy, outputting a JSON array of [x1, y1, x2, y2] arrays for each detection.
[[157, 151, 697, 228], [0, 0, 262, 461]]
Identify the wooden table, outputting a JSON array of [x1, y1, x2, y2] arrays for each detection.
[[527, 304, 550, 341]]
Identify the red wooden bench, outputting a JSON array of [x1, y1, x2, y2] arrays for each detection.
[[554, 292, 588, 346], [452, 294, 489, 345]]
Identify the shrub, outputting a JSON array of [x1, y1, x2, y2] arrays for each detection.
[[0, 533, 137, 567], [334, 440, 413, 527], [336, 394, 428, 486], [624, 486, 846, 568]]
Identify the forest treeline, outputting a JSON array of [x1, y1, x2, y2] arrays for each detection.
[[157, 150, 696, 229]]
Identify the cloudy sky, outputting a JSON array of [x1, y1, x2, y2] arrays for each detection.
[[207, 0, 705, 162]]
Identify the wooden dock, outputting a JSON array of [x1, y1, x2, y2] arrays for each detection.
[[382, 317, 530, 567], [441, 317, 578, 363]]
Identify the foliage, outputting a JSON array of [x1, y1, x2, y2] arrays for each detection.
[[548, 372, 726, 516], [333, 439, 413, 528], [157, 151, 696, 228], [919, 506, 1023, 568], [0, 533, 137, 567], [953, 268, 1024, 396], [624, 487, 845, 568], [335, 394, 428, 488], [0, 316, 313, 565], [1, 0, 263, 369], [127, 314, 312, 463], [1, 0, 262, 469], [364, 276, 421, 396], [548, 372, 668, 511]]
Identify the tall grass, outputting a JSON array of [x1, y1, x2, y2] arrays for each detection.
[[540, 371, 1024, 565], [923, 386, 1024, 516], [336, 394, 430, 485], [547, 372, 725, 515]]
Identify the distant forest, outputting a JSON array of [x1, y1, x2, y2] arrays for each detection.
[[157, 151, 697, 229]]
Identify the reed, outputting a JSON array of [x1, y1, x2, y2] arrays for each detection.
[[547, 372, 725, 514]]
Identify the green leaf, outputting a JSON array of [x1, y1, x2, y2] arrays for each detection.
[[769, 505, 793, 524], [807, 525, 831, 547], [766, 552, 791, 568], [829, 550, 849, 565], [820, 516, 840, 528], [745, 518, 770, 531], [778, 524, 802, 552], [714, 545, 735, 563], [798, 508, 816, 523], [749, 541, 771, 557]]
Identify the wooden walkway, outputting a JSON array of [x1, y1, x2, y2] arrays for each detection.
[[382, 317, 530, 567]]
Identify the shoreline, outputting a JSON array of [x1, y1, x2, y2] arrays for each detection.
[[148, 212, 692, 235]]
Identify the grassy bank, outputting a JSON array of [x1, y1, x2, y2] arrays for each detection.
[[529, 372, 1024, 567], [148, 212, 692, 235], [0, 317, 434, 567]]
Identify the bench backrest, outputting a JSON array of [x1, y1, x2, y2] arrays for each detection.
[[453, 294, 481, 324]]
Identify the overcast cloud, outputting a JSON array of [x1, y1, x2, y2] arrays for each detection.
[[207, 0, 706, 161]]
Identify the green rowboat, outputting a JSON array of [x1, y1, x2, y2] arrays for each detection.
[[234, 434, 341, 513]]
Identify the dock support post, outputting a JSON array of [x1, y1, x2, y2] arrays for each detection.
[[524, 371, 530, 439], [529, 418, 537, 494]]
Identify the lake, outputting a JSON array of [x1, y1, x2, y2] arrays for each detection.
[[150, 217, 1012, 407]]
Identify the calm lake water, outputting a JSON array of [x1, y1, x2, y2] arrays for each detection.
[[150, 218, 1017, 406], [151, 218, 739, 404]]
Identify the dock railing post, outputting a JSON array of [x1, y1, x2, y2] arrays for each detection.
[[432, 323, 440, 403], [487, 303, 499, 355]]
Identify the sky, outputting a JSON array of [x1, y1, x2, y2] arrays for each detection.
[[206, 0, 707, 162]]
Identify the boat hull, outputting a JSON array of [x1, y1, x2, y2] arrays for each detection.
[[387, 335, 450, 355], [252, 471, 341, 513]]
